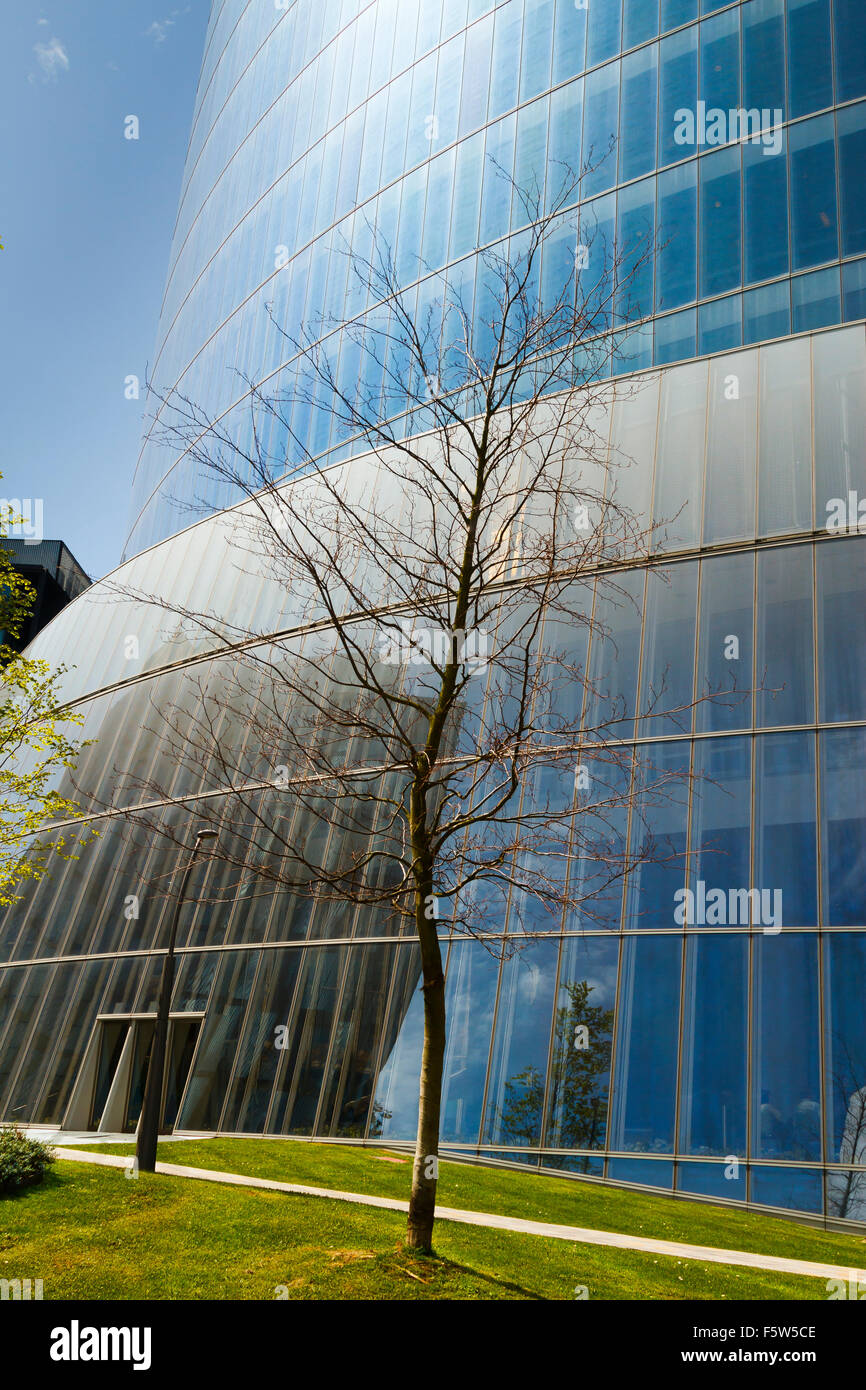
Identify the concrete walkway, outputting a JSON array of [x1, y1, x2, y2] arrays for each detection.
[[54, 1147, 865, 1285]]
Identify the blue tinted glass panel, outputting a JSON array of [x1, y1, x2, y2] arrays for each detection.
[[545, 935, 618, 1150], [690, 736, 752, 918], [620, 44, 658, 183], [698, 294, 742, 354], [616, 177, 656, 321], [484, 938, 558, 1146], [520, 0, 555, 103], [792, 266, 841, 332], [656, 161, 697, 309], [608, 1158, 674, 1188], [490, 0, 522, 119], [821, 730, 866, 926], [700, 145, 742, 297], [843, 258, 866, 321], [552, 0, 587, 85], [742, 0, 785, 113], [654, 306, 696, 363], [679, 936, 748, 1156], [756, 545, 814, 727], [834, 0, 866, 104], [677, 1160, 746, 1201], [753, 934, 821, 1161], [824, 936, 866, 1195], [786, 0, 833, 118], [612, 935, 682, 1153], [789, 114, 838, 270], [661, 0, 697, 30], [743, 280, 790, 343], [586, 0, 622, 66], [582, 62, 620, 197], [699, 8, 739, 113], [754, 732, 817, 927], [624, 0, 659, 48], [659, 27, 698, 167], [750, 1166, 823, 1213], [627, 741, 691, 929], [638, 562, 698, 735], [547, 81, 583, 210], [838, 103, 866, 258], [440, 942, 500, 1142], [743, 135, 789, 284]]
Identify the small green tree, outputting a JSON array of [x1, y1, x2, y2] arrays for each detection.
[[0, 507, 94, 903]]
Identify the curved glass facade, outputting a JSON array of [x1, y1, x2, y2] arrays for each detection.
[[127, 0, 866, 557], [5, 1, 866, 1229]]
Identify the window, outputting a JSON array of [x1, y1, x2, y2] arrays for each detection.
[[756, 545, 814, 727], [789, 114, 838, 270], [656, 161, 697, 309], [786, 0, 833, 118], [700, 145, 742, 297]]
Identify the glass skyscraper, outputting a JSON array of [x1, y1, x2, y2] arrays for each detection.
[[3, 0, 866, 1227]]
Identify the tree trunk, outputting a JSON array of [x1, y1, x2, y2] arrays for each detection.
[[406, 952, 446, 1250]]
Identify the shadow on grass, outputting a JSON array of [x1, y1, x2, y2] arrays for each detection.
[[409, 1248, 549, 1300]]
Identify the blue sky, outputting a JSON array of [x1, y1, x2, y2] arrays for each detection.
[[0, 1, 211, 579]]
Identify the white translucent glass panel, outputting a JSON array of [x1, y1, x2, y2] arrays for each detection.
[[758, 337, 813, 537], [606, 374, 657, 543], [653, 360, 708, 552], [696, 550, 754, 733], [813, 326, 866, 523], [703, 351, 757, 546]]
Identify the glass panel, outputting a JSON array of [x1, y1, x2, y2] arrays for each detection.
[[690, 736, 752, 915], [703, 350, 757, 544], [584, 569, 645, 741], [677, 1159, 746, 1201], [611, 935, 682, 1152], [608, 1157, 674, 1188], [742, 0, 785, 113], [652, 359, 707, 549], [833, 0, 866, 105], [792, 267, 841, 333], [658, 27, 698, 168], [371, 948, 424, 1140], [552, 0, 587, 86], [699, 8, 739, 115], [616, 177, 656, 322], [786, 0, 833, 118], [586, 0, 622, 66], [758, 336, 813, 537], [700, 145, 741, 297], [484, 938, 559, 1146], [520, 0, 554, 104], [544, 936, 618, 1153], [824, 936, 866, 1221], [656, 162, 697, 310], [750, 1166, 823, 1213], [623, 0, 658, 50], [638, 561, 699, 735], [838, 102, 866, 258], [440, 941, 500, 1142], [582, 61, 620, 198], [654, 306, 696, 364], [620, 45, 658, 183], [818, 540, 866, 723], [743, 280, 790, 344], [696, 551, 754, 732], [813, 327, 866, 532], [627, 740, 691, 929], [753, 934, 821, 1160], [842, 258, 866, 321], [754, 732, 817, 927], [698, 294, 741, 355], [743, 132, 789, 284], [679, 936, 748, 1156], [789, 114, 838, 270], [756, 545, 815, 728], [821, 729, 866, 925]]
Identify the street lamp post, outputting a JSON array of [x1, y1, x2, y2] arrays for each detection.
[[136, 827, 217, 1173]]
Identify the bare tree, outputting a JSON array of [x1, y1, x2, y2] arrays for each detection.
[[96, 169, 720, 1251]]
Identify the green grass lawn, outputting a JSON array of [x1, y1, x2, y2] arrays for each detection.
[[68, 1136, 866, 1272], [0, 1161, 831, 1300]]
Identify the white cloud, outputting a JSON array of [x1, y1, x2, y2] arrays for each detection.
[[145, 8, 190, 43], [33, 36, 69, 81], [37, 17, 49, 25]]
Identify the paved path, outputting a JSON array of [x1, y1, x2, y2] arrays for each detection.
[[54, 1147, 865, 1285]]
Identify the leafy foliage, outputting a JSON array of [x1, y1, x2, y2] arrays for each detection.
[[0, 1124, 55, 1194]]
